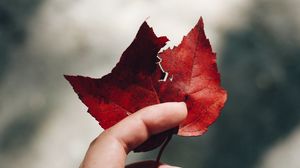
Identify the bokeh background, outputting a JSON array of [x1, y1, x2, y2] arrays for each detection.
[[1, 0, 300, 167]]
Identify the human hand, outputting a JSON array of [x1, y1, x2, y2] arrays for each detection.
[[80, 102, 187, 168]]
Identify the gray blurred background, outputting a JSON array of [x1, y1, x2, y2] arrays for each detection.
[[1, 0, 300, 167]]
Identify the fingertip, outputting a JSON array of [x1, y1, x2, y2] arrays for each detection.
[[137, 102, 187, 135], [159, 102, 188, 122], [175, 102, 188, 120]]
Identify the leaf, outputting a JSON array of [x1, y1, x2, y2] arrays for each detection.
[[157, 18, 227, 136], [65, 22, 170, 152], [65, 17, 227, 152]]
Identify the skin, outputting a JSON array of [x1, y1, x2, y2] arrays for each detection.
[[80, 102, 187, 168]]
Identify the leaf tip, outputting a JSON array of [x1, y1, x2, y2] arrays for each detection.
[[64, 74, 77, 83]]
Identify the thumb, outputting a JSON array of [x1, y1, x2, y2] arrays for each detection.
[[110, 102, 187, 152], [80, 102, 187, 168]]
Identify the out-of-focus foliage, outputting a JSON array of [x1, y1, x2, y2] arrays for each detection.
[[0, 0, 42, 79], [0, 0, 45, 153]]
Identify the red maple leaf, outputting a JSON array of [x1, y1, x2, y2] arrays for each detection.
[[157, 19, 227, 136], [65, 17, 227, 153]]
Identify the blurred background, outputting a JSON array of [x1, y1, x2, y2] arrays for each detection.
[[1, 0, 300, 167]]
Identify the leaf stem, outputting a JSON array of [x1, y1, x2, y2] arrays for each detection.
[[156, 133, 173, 164]]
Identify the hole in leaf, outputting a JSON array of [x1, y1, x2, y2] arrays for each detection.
[[157, 55, 170, 82]]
